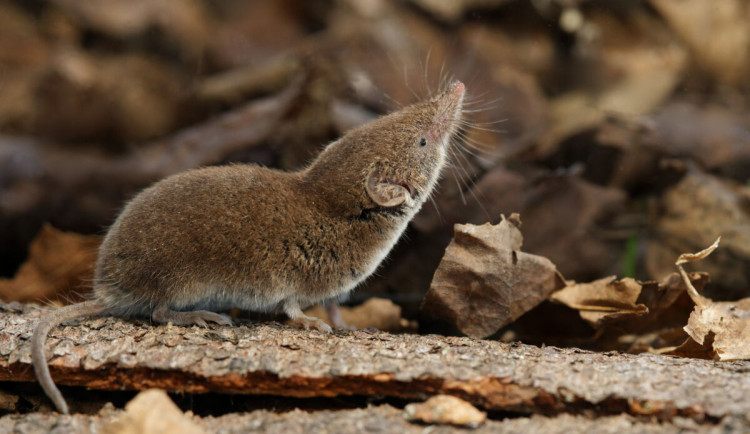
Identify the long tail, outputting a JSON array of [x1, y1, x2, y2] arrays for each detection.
[[31, 299, 106, 414]]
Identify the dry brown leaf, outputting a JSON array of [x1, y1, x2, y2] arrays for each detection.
[[623, 327, 692, 354], [650, 103, 750, 178], [0, 2, 50, 132], [683, 297, 750, 361], [52, 0, 212, 63], [551, 276, 649, 328], [535, 8, 686, 157], [207, 0, 309, 70], [659, 334, 717, 360], [551, 271, 708, 335], [634, 272, 707, 318], [0, 389, 19, 413], [616, 272, 711, 340], [520, 174, 627, 281], [422, 214, 565, 339], [103, 389, 203, 434], [34, 50, 190, 143], [646, 168, 750, 300], [651, 0, 750, 86], [404, 395, 486, 427], [0, 224, 100, 304], [676, 238, 750, 361]]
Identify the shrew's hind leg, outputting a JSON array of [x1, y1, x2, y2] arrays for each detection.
[[284, 299, 332, 333], [325, 302, 353, 330], [152, 304, 232, 327]]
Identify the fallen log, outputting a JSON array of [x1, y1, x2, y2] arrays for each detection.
[[1, 303, 749, 423]]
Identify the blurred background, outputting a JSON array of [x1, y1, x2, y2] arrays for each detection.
[[1, 0, 749, 329]]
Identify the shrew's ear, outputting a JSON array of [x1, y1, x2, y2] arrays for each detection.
[[366, 171, 409, 207]]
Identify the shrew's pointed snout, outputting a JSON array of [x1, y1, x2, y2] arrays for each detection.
[[428, 80, 465, 146], [441, 80, 465, 110], [443, 80, 465, 119], [451, 80, 465, 98]]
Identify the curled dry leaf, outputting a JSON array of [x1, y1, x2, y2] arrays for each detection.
[[551, 272, 705, 331], [551, 276, 648, 328], [676, 237, 750, 361], [624, 326, 699, 356], [103, 389, 203, 434], [0, 224, 100, 304], [633, 272, 709, 321], [422, 214, 565, 339], [659, 332, 717, 360], [646, 168, 750, 300], [404, 395, 486, 427]]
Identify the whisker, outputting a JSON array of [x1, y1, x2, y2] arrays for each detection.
[[424, 49, 433, 98], [454, 147, 494, 222], [461, 124, 504, 134], [448, 143, 481, 206], [381, 91, 403, 111], [460, 138, 494, 155], [385, 50, 422, 104], [438, 59, 448, 92], [462, 93, 501, 105], [458, 118, 509, 126], [448, 149, 469, 206], [467, 179, 492, 222], [403, 64, 421, 102], [461, 106, 500, 114], [428, 195, 444, 226], [455, 141, 485, 158], [373, 79, 404, 111], [454, 127, 496, 153], [462, 98, 503, 111]]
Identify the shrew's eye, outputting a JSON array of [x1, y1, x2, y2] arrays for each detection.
[[419, 138, 427, 147]]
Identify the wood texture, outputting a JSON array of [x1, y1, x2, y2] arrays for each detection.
[[1, 303, 749, 424], [1, 404, 743, 434]]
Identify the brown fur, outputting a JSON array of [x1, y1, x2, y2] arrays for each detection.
[[32, 81, 465, 413]]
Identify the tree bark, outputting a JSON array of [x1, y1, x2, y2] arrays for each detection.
[[2, 303, 748, 425], [1, 404, 742, 434]]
